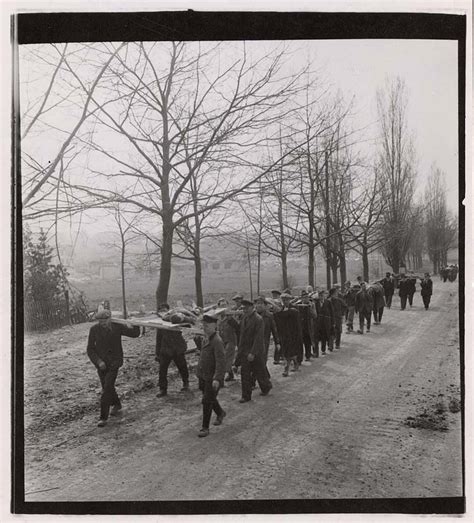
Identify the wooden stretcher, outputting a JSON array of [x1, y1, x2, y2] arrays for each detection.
[[111, 316, 204, 336]]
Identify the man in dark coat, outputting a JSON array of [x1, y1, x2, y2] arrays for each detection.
[[342, 281, 357, 333], [440, 266, 448, 282], [87, 310, 140, 426], [398, 274, 410, 310], [235, 299, 272, 402], [407, 275, 417, 307], [255, 296, 280, 371], [420, 273, 433, 310], [274, 293, 303, 375], [381, 272, 395, 309], [155, 303, 190, 397], [355, 282, 373, 334], [369, 282, 386, 325], [196, 314, 227, 437], [296, 290, 316, 361], [328, 287, 346, 349], [315, 290, 335, 355], [217, 310, 238, 382]]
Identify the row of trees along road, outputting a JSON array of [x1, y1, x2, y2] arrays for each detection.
[[21, 42, 458, 310]]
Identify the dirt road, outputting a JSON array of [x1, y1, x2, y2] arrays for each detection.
[[24, 281, 462, 502]]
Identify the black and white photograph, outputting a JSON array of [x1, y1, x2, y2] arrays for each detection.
[[10, 4, 468, 516]]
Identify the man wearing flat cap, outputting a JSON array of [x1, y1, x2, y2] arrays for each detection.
[[87, 309, 140, 427], [196, 314, 227, 437], [234, 298, 272, 402]]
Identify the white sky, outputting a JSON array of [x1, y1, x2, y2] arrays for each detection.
[[302, 39, 459, 210]]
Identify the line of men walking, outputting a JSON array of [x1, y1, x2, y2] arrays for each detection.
[[86, 271, 435, 435]]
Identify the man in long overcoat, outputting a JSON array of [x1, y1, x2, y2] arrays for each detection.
[[420, 272, 433, 310], [254, 296, 280, 371], [407, 275, 417, 307], [315, 290, 335, 354], [235, 299, 272, 402], [296, 290, 317, 361], [398, 274, 410, 310], [355, 282, 374, 334], [342, 281, 357, 333], [369, 282, 386, 325], [274, 293, 303, 375], [87, 310, 140, 426], [196, 314, 226, 437], [381, 272, 395, 309], [328, 287, 346, 349]]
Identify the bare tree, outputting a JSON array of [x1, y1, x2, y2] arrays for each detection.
[[48, 41, 314, 307], [377, 77, 417, 273], [345, 168, 386, 282], [424, 166, 458, 273], [105, 205, 143, 319], [21, 43, 126, 211]]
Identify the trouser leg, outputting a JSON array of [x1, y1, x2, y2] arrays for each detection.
[[365, 310, 371, 331], [201, 379, 223, 428], [98, 367, 120, 420], [346, 307, 355, 330], [373, 306, 379, 323], [335, 317, 342, 346], [378, 306, 384, 323], [359, 312, 365, 332], [158, 352, 172, 391], [173, 352, 189, 385], [302, 332, 312, 359], [274, 343, 281, 363], [400, 295, 407, 310], [408, 293, 414, 306], [252, 355, 272, 392], [240, 360, 253, 400]]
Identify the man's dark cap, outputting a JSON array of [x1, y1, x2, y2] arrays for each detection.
[[203, 314, 218, 323], [241, 298, 254, 306]]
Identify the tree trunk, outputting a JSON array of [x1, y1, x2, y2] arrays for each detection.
[[121, 238, 127, 319], [339, 247, 347, 284], [156, 213, 173, 307], [247, 245, 253, 299], [362, 245, 369, 282], [308, 243, 315, 288], [331, 260, 338, 286], [325, 152, 331, 289], [281, 248, 288, 290], [391, 252, 400, 274], [194, 254, 203, 308], [193, 212, 204, 308]]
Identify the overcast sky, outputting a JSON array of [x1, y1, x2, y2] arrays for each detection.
[[20, 36, 460, 245], [301, 38, 459, 210]]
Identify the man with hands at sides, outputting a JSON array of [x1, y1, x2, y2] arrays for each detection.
[[234, 298, 273, 403], [196, 314, 227, 437]]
